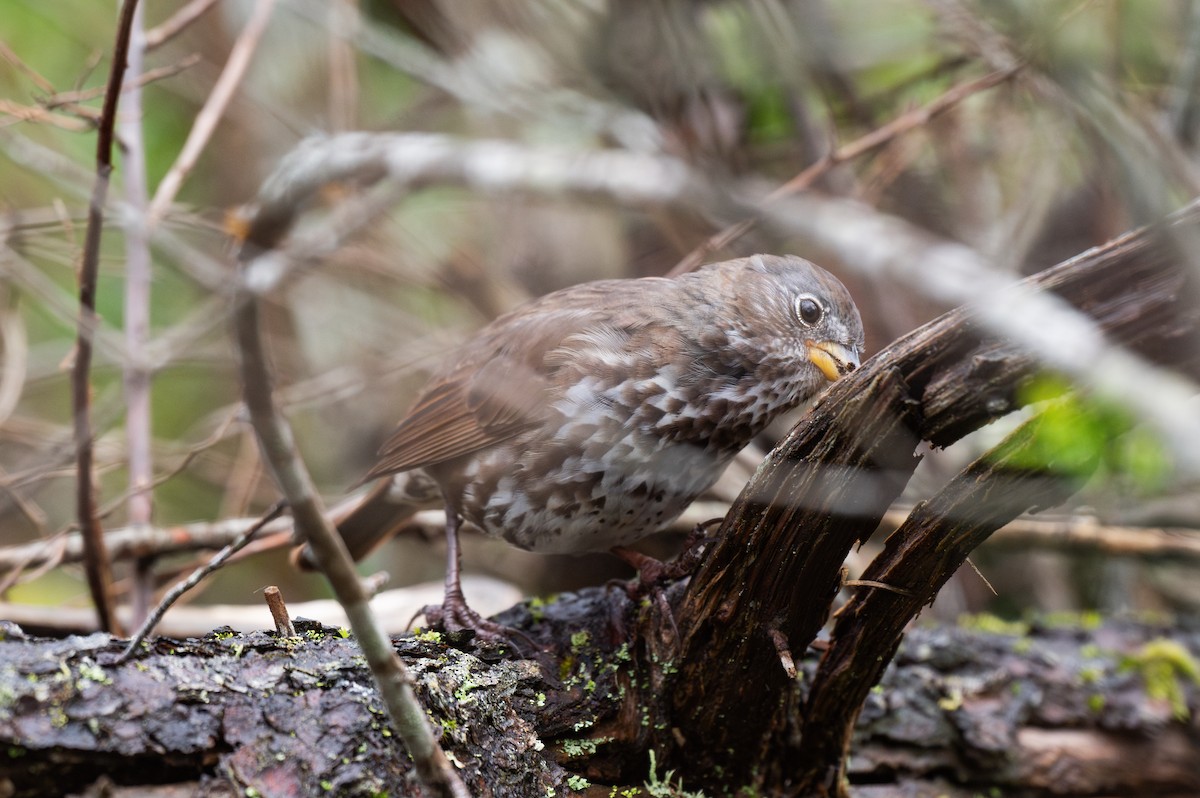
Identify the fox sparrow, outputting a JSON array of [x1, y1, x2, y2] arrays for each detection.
[[300, 254, 863, 639]]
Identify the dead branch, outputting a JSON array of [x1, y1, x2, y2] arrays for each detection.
[[667, 199, 1200, 791]]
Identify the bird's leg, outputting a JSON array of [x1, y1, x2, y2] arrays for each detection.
[[419, 509, 529, 650], [611, 520, 713, 597]]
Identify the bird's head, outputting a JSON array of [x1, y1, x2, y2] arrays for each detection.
[[715, 254, 864, 396]]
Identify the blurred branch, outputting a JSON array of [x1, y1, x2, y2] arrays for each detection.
[[0, 39, 56, 95], [147, 0, 276, 227], [289, 0, 663, 151], [240, 132, 714, 290], [928, 0, 1200, 204], [118, 0, 155, 625], [72, 0, 143, 636], [0, 575, 518, 638], [1168, 0, 1200, 147], [670, 65, 1021, 276], [144, 0, 222, 50]]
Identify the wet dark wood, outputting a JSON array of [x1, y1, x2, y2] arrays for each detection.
[[667, 211, 1200, 791]]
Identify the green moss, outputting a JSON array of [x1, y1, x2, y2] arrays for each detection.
[[1040, 610, 1103, 631], [1087, 693, 1106, 713], [567, 775, 591, 792], [454, 679, 480, 704], [958, 613, 1029, 637], [1120, 638, 1200, 721], [77, 659, 111, 686]]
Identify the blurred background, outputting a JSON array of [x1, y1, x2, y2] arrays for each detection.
[[2, 0, 1199, 635]]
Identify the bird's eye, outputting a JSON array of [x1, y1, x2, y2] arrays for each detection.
[[795, 296, 823, 326]]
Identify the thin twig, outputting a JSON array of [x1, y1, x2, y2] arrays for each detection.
[[45, 54, 203, 110], [667, 66, 1020, 276], [117, 502, 286, 663], [0, 39, 57, 94], [144, 0, 223, 50], [0, 100, 94, 131], [74, 0, 143, 636], [147, 0, 276, 227]]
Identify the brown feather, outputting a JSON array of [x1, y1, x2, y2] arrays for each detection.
[[363, 297, 652, 479]]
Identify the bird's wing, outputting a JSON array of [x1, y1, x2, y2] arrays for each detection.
[[364, 294, 647, 478]]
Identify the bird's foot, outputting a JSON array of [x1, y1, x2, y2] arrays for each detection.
[[611, 521, 714, 598], [415, 593, 535, 656]]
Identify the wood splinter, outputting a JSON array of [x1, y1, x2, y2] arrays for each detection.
[[263, 585, 295, 637], [767, 626, 797, 679]]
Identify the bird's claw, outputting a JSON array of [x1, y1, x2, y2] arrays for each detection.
[[415, 597, 536, 655]]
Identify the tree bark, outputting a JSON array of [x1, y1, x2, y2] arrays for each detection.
[[1, 617, 1198, 797], [666, 208, 1200, 791]]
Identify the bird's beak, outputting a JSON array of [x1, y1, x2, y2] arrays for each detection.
[[806, 341, 860, 382]]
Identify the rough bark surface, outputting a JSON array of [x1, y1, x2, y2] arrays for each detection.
[[2, 616, 1199, 797]]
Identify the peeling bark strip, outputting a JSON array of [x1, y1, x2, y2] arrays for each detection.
[[669, 211, 1200, 790]]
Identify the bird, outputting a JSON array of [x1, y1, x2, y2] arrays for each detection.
[[298, 254, 864, 641]]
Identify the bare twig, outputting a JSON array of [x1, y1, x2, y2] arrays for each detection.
[[147, 0, 277, 226], [74, 0, 143, 636], [117, 502, 285, 663], [0, 39, 57, 94], [0, 100, 93, 131], [144, 0, 222, 50], [262, 585, 296, 636], [668, 66, 1020, 276], [235, 140, 480, 798], [44, 54, 203, 110]]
